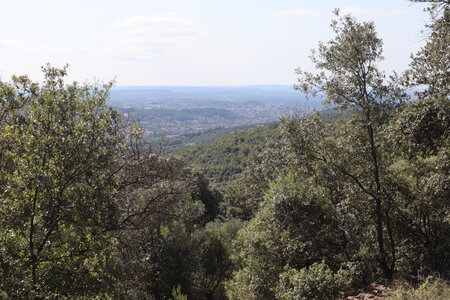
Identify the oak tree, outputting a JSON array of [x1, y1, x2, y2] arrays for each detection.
[[0, 65, 126, 297]]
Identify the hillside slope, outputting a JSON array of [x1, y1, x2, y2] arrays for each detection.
[[178, 122, 281, 184]]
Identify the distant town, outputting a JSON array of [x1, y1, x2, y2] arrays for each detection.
[[109, 85, 322, 136]]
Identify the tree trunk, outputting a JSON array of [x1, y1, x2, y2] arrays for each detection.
[[367, 116, 394, 280]]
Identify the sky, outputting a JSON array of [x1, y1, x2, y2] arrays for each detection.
[[0, 0, 430, 86]]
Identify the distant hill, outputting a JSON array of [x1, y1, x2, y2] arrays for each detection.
[[108, 85, 323, 107]]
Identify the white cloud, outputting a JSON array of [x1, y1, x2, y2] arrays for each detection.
[[340, 7, 368, 15], [0, 13, 202, 62], [277, 8, 320, 17], [114, 13, 200, 41], [111, 13, 202, 59]]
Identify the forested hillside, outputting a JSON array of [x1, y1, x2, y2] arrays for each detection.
[[179, 122, 281, 183], [161, 124, 259, 153], [0, 1, 448, 299], [176, 109, 346, 184]]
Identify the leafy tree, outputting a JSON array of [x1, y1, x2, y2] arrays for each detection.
[[295, 10, 407, 279], [0, 65, 127, 297], [404, 0, 449, 99], [193, 219, 243, 299], [385, 0, 450, 277], [190, 172, 222, 225], [221, 134, 291, 221], [227, 175, 346, 299], [113, 146, 235, 299], [113, 151, 203, 298]]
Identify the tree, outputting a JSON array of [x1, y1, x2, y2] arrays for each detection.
[[112, 152, 204, 299], [112, 146, 236, 299], [295, 10, 407, 280], [0, 65, 127, 297], [404, 0, 449, 99], [384, 0, 450, 277], [193, 219, 242, 299], [227, 174, 347, 299]]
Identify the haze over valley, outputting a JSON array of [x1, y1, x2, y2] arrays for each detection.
[[109, 85, 322, 136]]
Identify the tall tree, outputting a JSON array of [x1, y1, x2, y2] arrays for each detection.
[[385, 0, 450, 276], [0, 65, 127, 298], [295, 10, 407, 279]]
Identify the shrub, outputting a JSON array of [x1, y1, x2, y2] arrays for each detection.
[[275, 262, 353, 300], [388, 277, 450, 300]]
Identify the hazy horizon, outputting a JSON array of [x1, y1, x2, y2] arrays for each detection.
[[0, 0, 430, 86]]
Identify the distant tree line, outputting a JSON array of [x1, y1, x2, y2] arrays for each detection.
[[119, 107, 240, 122]]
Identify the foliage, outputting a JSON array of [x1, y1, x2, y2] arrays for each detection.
[[226, 4, 448, 298], [275, 262, 354, 300], [161, 125, 257, 153], [220, 136, 292, 220], [389, 0, 450, 278], [193, 219, 243, 299], [387, 277, 450, 300], [0, 1, 448, 298], [388, 97, 449, 156], [295, 9, 409, 280], [219, 109, 348, 221], [404, 1, 449, 100], [385, 97, 449, 276], [110, 142, 236, 299], [226, 174, 349, 299], [190, 172, 222, 225], [112, 152, 202, 298], [172, 285, 188, 300], [0, 65, 127, 298], [180, 122, 281, 184], [0, 66, 232, 299]]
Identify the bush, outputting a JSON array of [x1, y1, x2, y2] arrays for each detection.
[[388, 277, 450, 300], [275, 262, 353, 300]]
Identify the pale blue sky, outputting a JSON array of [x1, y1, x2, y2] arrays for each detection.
[[0, 0, 429, 85]]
